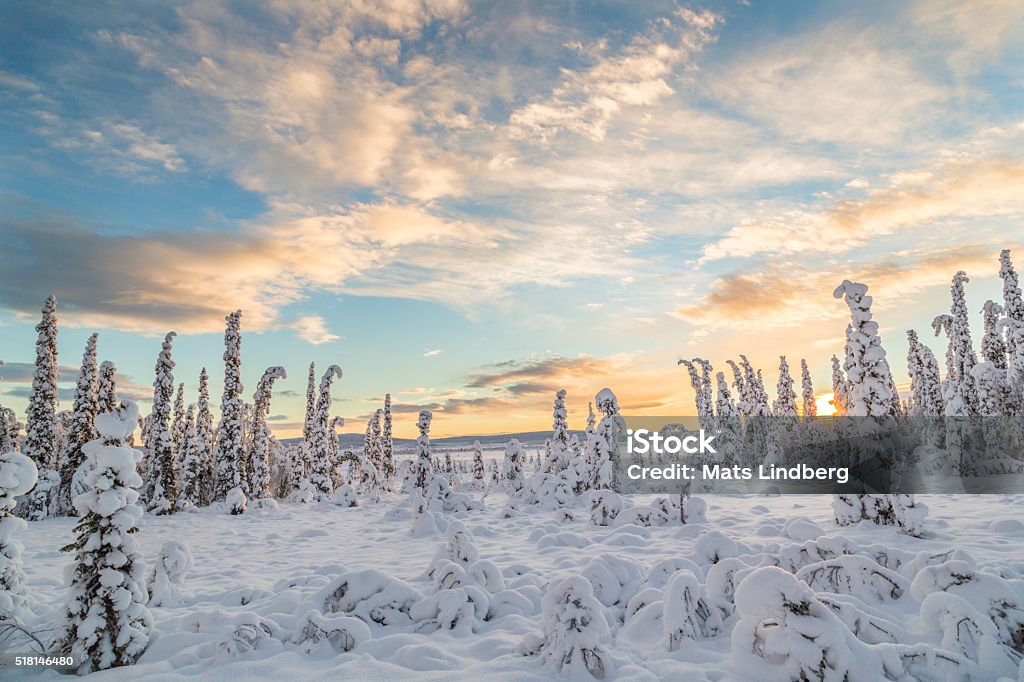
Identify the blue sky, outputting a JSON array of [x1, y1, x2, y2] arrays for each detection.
[[1, 0, 1023, 437]]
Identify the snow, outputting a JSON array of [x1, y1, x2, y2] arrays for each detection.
[[10, 493, 1024, 680]]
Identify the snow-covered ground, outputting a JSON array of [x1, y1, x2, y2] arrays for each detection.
[[12, 492, 1024, 680]]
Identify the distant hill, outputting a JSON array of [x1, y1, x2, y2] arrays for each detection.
[[282, 430, 587, 450]]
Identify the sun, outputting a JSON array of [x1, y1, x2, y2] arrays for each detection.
[[814, 392, 838, 417]]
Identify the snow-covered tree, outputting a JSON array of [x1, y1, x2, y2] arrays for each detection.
[[833, 281, 923, 535], [59, 402, 152, 673], [590, 389, 623, 490], [0, 449, 37, 620], [946, 271, 980, 416], [171, 382, 186, 468], [726, 360, 751, 417], [97, 360, 119, 414], [829, 355, 848, 416], [1000, 249, 1024, 359], [363, 409, 383, 473], [906, 330, 944, 417], [23, 295, 59, 520], [981, 300, 1008, 369], [834, 282, 892, 417], [502, 438, 526, 493], [303, 362, 316, 443], [57, 333, 99, 516], [309, 365, 343, 500], [524, 575, 610, 678], [145, 332, 178, 514], [544, 389, 571, 474], [381, 393, 394, 481], [177, 405, 202, 509], [413, 410, 434, 491], [472, 440, 484, 482], [214, 311, 244, 501], [773, 356, 797, 417], [679, 359, 714, 427], [0, 408, 16, 453], [248, 366, 286, 501], [800, 359, 816, 418], [194, 368, 214, 505]]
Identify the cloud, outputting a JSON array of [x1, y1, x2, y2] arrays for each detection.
[[908, 0, 1024, 79], [707, 16, 947, 147], [509, 9, 721, 143], [701, 146, 1024, 262], [423, 348, 444, 357], [676, 245, 1015, 331], [290, 315, 340, 345]]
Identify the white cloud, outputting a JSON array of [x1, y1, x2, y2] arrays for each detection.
[[423, 348, 444, 357], [290, 315, 340, 345]]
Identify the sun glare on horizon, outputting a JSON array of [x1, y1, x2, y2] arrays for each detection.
[[815, 392, 837, 417]]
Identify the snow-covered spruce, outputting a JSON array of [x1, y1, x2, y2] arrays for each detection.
[[59, 401, 152, 673], [146, 331, 178, 514], [773, 356, 797, 417], [0, 449, 37, 619], [523, 575, 610, 678], [381, 393, 394, 481], [307, 365, 342, 501], [1000, 249, 1024, 362], [177, 404, 202, 509], [363, 409, 383, 476], [412, 410, 434, 491], [147, 540, 193, 607], [171, 382, 186, 475], [57, 333, 99, 516], [471, 440, 485, 485], [186, 368, 212, 505], [23, 295, 59, 521], [905, 329, 944, 417], [248, 366, 286, 501], [214, 311, 245, 501], [502, 438, 526, 494], [97, 360, 119, 414], [588, 388, 622, 490], [832, 281, 924, 535], [800, 358, 816, 418]]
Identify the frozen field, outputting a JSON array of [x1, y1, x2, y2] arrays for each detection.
[[13, 492, 1024, 680]]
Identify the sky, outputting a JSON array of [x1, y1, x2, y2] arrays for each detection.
[[1, 0, 1023, 439]]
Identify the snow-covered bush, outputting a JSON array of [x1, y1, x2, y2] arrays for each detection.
[[293, 608, 371, 654], [523, 575, 611, 678], [693, 530, 741, 566], [588, 489, 622, 526], [833, 494, 927, 537], [319, 569, 424, 628], [226, 486, 247, 515], [919, 591, 1020, 677], [147, 540, 193, 607], [581, 554, 644, 613], [411, 585, 490, 633], [58, 401, 152, 673], [333, 482, 358, 507], [663, 569, 722, 649], [731, 566, 879, 681], [795, 555, 908, 604], [0, 449, 37, 618]]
